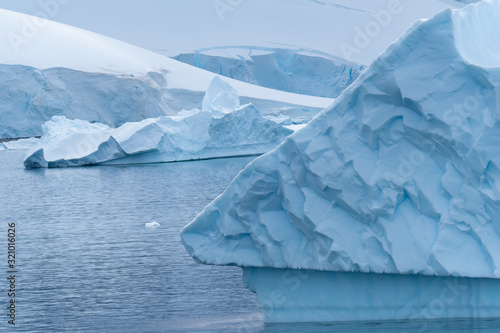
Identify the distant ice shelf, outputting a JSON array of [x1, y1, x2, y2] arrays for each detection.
[[172, 47, 364, 98]]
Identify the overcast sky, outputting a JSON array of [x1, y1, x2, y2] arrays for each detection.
[[0, 0, 463, 64]]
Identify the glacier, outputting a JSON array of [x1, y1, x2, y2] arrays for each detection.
[[181, 0, 500, 323], [23, 78, 293, 168]]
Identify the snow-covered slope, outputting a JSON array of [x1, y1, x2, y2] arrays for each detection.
[[181, 0, 500, 279], [23, 77, 294, 168], [0, 8, 331, 138]]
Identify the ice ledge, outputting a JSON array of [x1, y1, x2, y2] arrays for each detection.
[[243, 267, 500, 323]]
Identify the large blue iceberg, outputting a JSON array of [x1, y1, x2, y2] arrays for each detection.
[[181, 0, 500, 323]]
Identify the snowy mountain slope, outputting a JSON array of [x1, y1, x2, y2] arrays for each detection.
[[0, 1, 462, 98], [181, 0, 500, 279], [0, 8, 331, 138]]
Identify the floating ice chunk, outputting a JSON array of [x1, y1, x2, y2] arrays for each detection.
[[202, 76, 240, 116], [23, 104, 293, 168], [145, 221, 161, 228]]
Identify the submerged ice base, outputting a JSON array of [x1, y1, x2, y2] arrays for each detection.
[[244, 268, 500, 323]]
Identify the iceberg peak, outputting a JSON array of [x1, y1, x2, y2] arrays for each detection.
[[202, 76, 240, 116]]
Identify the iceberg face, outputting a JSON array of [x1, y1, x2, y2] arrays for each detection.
[[23, 103, 293, 168], [0, 65, 173, 139], [0, 63, 327, 139], [182, 0, 500, 279], [181, 0, 500, 322]]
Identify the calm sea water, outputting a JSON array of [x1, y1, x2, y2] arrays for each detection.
[[1, 150, 500, 332]]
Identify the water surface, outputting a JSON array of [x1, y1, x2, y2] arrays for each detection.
[[1, 150, 499, 332]]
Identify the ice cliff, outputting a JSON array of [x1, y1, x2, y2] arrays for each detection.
[[181, 0, 500, 280], [173, 47, 363, 98], [0, 65, 172, 139], [23, 78, 293, 168]]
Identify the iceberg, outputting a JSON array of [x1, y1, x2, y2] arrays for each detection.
[[23, 78, 293, 168], [181, 0, 500, 323], [145, 221, 161, 228]]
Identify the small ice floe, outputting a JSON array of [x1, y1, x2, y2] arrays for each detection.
[[145, 221, 161, 228]]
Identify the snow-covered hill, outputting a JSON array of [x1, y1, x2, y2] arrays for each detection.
[[0, 8, 331, 138]]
